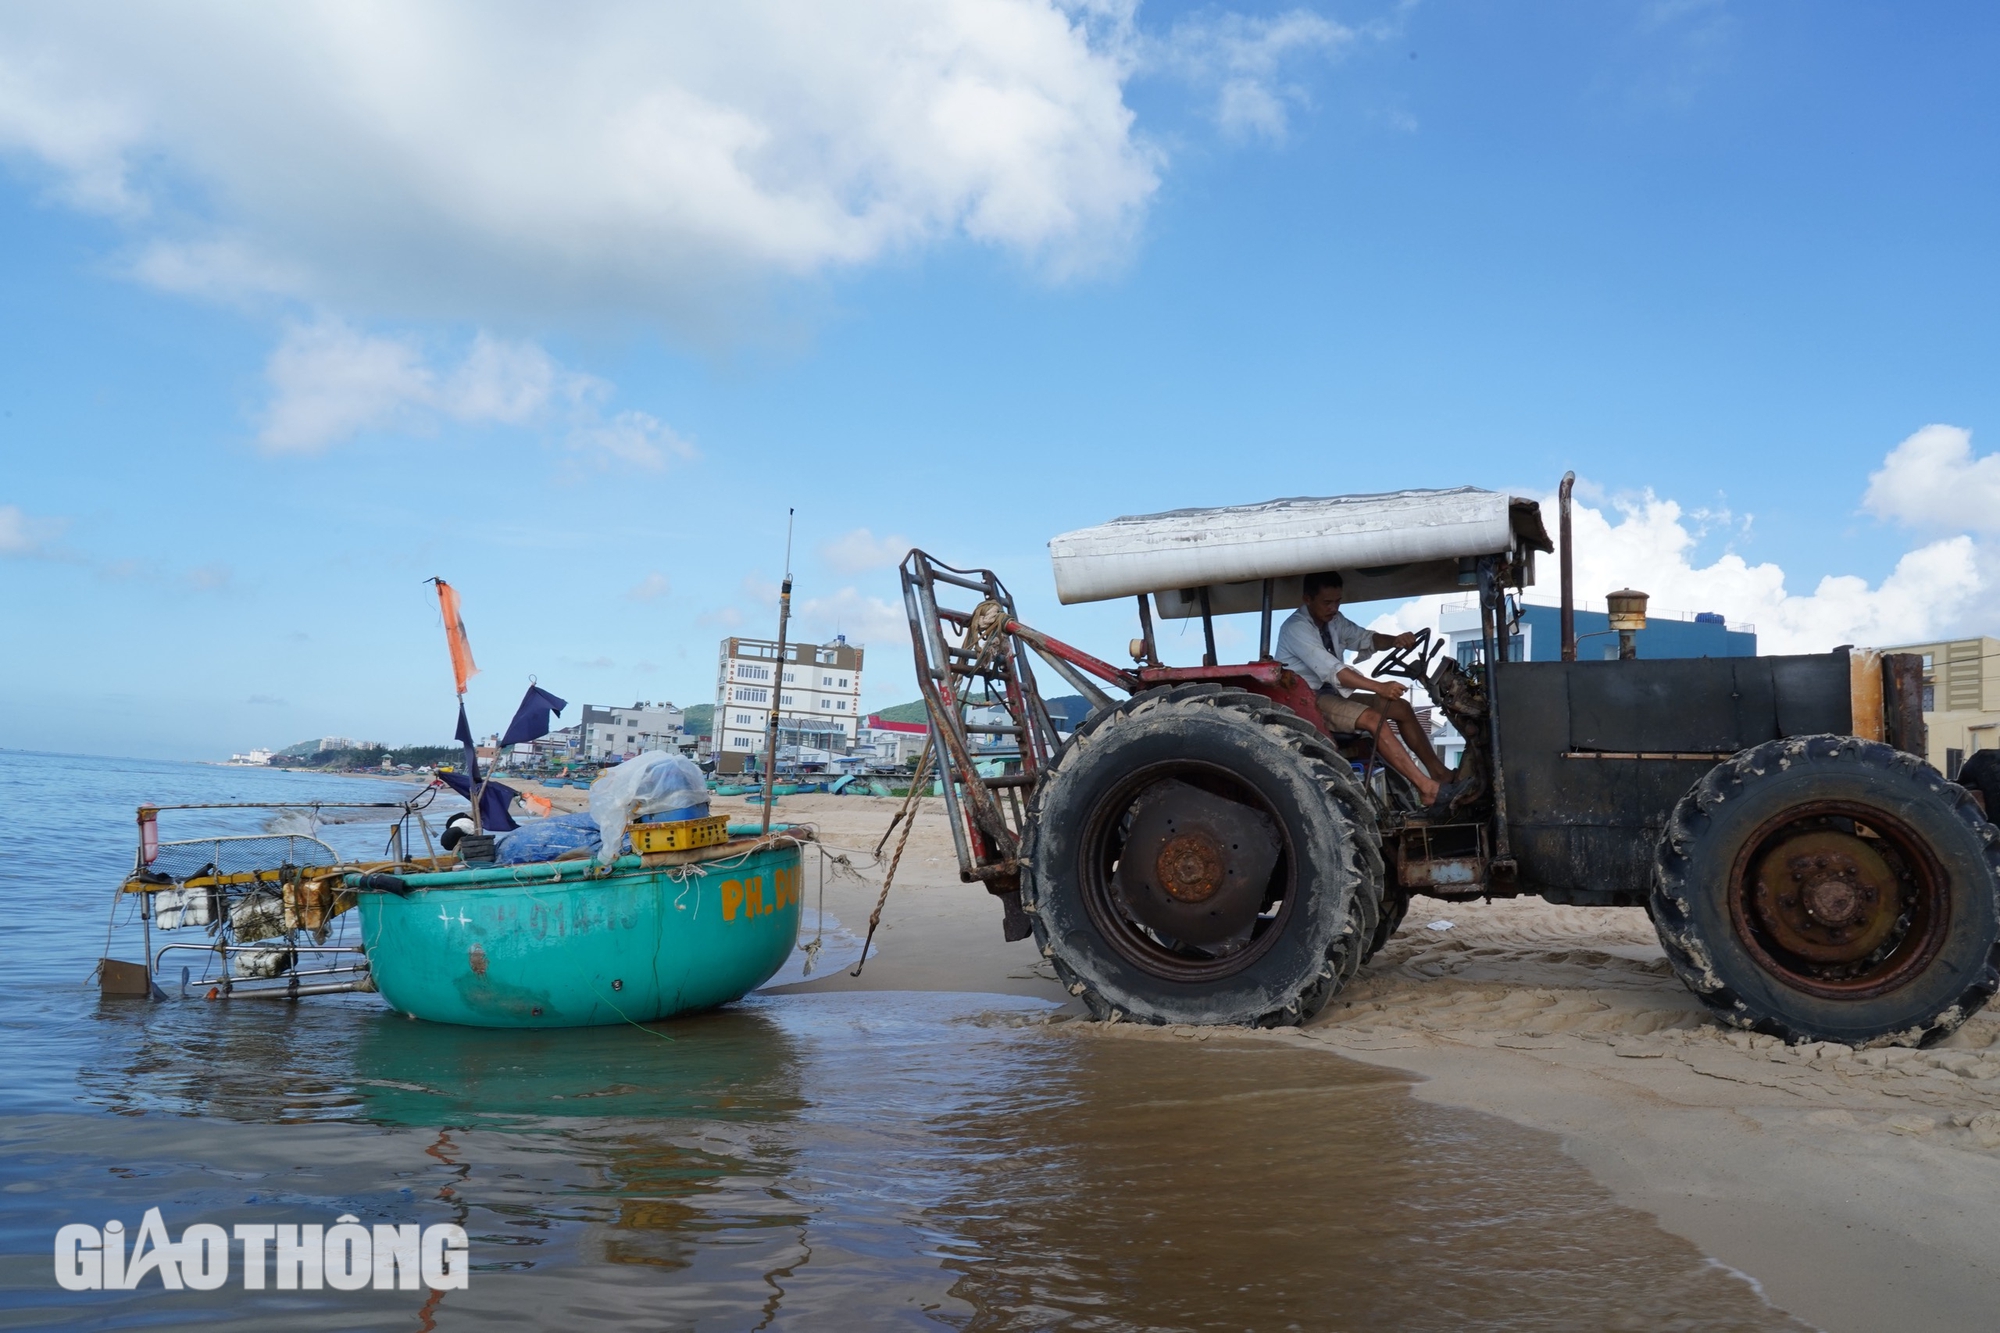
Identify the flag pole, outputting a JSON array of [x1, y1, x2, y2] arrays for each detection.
[[760, 510, 795, 835], [429, 577, 483, 833]]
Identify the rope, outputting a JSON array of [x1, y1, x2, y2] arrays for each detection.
[[851, 739, 934, 977], [801, 846, 828, 976]]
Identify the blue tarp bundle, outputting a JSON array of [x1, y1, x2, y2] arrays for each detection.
[[495, 811, 602, 865]]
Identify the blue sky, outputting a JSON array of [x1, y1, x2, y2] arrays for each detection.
[[5, 1, 2000, 760]]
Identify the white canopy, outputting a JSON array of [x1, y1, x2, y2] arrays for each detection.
[[1047, 487, 1552, 612]]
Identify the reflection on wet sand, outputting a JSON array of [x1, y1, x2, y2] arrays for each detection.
[[21, 995, 1810, 1331], [927, 1030, 1807, 1333]]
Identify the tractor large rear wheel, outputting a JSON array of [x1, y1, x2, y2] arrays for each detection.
[[1652, 735, 2000, 1045], [1021, 685, 1384, 1027]]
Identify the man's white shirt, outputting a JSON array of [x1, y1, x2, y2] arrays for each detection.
[[1274, 607, 1374, 696]]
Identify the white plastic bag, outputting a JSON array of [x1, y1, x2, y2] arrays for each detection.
[[589, 752, 709, 861]]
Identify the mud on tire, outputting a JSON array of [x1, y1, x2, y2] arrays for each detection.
[[1652, 735, 2000, 1046], [1022, 684, 1385, 1027]]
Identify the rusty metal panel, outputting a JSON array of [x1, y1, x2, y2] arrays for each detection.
[[1849, 648, 1886, 741], [1770, 651, 1852, 737], [1490, 662, 1570, 824], [1394, 823, 1487, 894], [1565, 658, 1762, 754], [1492, 652, 1851, 902], [1497, 659, 1715, 897], [1883, 652, 1928, 759]]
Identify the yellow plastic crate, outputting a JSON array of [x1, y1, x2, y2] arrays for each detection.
[[628, 815, 731, 854]]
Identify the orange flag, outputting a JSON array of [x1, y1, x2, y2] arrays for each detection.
[[433, 578, 478, 695]]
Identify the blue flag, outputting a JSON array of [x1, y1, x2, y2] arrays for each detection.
[[499, 684, 568, 749], [437, 768, 520, 833], [454, 701, 480, 787]]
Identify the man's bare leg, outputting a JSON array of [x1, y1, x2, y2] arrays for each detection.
[[1358, 707, 1440, 805], [1376, 694, 1450, 781]]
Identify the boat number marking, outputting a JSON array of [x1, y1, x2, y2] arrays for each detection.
[[721, 867, 801, 922]]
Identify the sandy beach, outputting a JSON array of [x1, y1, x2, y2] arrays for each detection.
[[512, 785, 2000, 1333]]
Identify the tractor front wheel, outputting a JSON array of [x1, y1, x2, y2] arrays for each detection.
[[1652, 735, 2000, 1045]]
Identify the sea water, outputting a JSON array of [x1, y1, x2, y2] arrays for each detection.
[[0, 750, 1808, 1330]]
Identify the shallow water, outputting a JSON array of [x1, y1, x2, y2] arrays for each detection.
[[0, 751, 1808, 1329]]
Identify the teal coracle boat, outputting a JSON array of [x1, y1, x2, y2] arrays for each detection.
[[350, 835, 804, 1029]]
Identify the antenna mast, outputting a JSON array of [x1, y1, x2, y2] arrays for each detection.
[[759, 509, 796, 834]]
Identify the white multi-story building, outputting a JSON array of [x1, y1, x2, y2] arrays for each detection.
[[580, 702, 687, 762], [714, 635, 865, 770]]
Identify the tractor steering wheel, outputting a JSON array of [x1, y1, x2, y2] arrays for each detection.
[[1371, 627, 1438, 684]]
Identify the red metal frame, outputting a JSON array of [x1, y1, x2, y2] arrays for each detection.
[[1005, 622, 1332, 738]]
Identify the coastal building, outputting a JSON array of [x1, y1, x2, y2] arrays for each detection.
[[533, 724, 582, 762], [859, 714, 929, 765], [1437, 597, 1756, 666], [1877, 636, 2000, 778], [714, 634, 865, 772], [580, 702, 687, 762], [227, 747, 274, 766]]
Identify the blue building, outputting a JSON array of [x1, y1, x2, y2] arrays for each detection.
[[1428, 600, 1756, 767], [1439, 600, 1756, 666]]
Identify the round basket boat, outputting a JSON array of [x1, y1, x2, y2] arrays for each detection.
[[352, 836, 804, 1029]]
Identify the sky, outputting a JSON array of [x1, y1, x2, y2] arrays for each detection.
[[4, 1, 2000, 760]]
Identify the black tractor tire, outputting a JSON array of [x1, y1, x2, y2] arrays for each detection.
[[1954, 749, 2000, 823], [1369, 891, 1412, 961], [1021, 684, 1384, 1027], [1652, 735, 2000, 1046]]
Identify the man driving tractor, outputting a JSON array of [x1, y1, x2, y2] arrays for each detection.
[[1275, 570, 1464, 810]]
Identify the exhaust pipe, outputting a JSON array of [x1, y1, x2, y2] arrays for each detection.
[[1558, 471, 1576, 662]]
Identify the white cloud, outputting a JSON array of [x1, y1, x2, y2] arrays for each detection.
[[565, 410, 696, 472], [0, 2, 1166, 325], [795, 586, 910, 649], [257, 315, 691, 458], [626, 573, 672, 602], [698, 606, 746, 630], [129, 236, 307, 304], [259, 318, 436, 452], [0, 503, 66, 556], [1157, 9, 1356, 142], [821, 528, 912, 574], [1863, 424, 2000, 534], [1557, 490, 1978, 653], [1371, 440, 1990, 656], [0, 47, 142, 214], [186, 562, 232, 591]]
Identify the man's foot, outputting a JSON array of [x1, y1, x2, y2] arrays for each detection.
[[1424, 778, 1468, 814]]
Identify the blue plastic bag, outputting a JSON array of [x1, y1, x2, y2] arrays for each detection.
[[495, 811, 602, 865]]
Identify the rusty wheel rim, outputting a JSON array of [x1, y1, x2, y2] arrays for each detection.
[[1078, 761, 1295, 983], [1726, 800, 1951, 1000]]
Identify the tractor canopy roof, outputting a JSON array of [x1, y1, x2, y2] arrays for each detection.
[[1047, 486, 1553, 615]]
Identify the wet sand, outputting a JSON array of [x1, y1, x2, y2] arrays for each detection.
[[675, 789, 2000, 1333]]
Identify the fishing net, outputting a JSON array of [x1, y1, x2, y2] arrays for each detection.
[[148, 835, 341, 882]]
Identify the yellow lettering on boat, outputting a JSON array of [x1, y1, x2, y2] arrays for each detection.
[[746, 876, 765, 918], [721, 879, 744, 920]]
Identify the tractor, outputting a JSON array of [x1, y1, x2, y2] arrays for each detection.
[[900, 482, 2000, 1046]]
